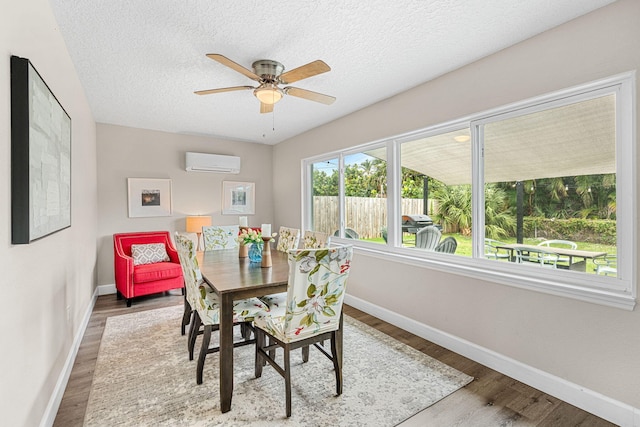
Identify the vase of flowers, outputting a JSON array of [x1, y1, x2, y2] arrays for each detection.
[[248, 241, 263, 263], [239, 228, 264, 263]]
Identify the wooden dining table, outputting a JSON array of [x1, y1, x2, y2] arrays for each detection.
[[197, 248, 290, 413]]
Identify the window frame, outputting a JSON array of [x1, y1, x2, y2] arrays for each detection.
[[302, 72, 636, 310]]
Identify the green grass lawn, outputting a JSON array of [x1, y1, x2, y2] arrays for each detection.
[[363, 233, 616, 274]]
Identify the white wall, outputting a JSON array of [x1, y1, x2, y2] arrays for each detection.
[[273, 0, 640, 418], [0, 0, 98, 426], [96, 124, 274, 286]]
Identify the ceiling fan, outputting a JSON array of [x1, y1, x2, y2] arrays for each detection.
[[195, 54, 336, 113]]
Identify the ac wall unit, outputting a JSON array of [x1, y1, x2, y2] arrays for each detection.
[[185, 152, 241, 174]]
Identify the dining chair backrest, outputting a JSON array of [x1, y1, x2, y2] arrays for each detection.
[[174, 233, 203, 309], [302, 230, 330, 249], [277, 226, 301, 252], [202, 225, 239, 250], [415, 226, 442, 250], [281, 245, 353, 342], [176, 232, 225, 323]]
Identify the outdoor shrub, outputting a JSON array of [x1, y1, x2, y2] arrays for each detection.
[[523, 217, 616, 245]]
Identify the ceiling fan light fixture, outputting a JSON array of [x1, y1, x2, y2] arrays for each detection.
[[254, 84, 283, 105]]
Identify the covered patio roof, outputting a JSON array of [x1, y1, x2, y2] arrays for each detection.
[[367, 94, 615, 185]]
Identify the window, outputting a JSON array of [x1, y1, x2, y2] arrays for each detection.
[[308, 149, 388, 244], [398, 128, 471, 256], [479, 93, 617, 276], [303, 73, 635, 309], [310, 158, 339, 236]]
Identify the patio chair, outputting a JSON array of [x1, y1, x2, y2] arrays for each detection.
[[515, 247, 559, 268], [537, 239, 577, 265], [484, 238, 511, 261], [253, 245, 354, 417], [434, 236, 457, 254], [593, 254, 617, 276], [415, 226, 441, 251], [333, 228, 360, 239]]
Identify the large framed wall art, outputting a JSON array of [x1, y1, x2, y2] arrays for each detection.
[[11, 56, 72, 244]]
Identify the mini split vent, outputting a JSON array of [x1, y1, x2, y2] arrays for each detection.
[[185, 152, 241, 174]]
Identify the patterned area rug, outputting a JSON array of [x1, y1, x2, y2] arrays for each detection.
[[84, 305, 472, 426]]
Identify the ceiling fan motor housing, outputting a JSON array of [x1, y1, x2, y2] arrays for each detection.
[[252, 60, 285, 82]]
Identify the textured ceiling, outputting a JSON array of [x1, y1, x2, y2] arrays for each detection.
[[49, 0, 615, 145]]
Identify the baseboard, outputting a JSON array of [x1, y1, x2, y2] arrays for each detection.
[[39, 286, 99, 427], [344, 294, 638, 427], [98, 283, 116, 295]]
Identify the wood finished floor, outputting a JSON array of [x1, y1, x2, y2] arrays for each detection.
[[54, 293, 616, 427]]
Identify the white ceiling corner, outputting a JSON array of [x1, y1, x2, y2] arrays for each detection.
[[49, 0, 616, 145]]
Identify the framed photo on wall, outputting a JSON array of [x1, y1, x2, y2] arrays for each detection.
[[128, 178, 172, 217], [222, 181, 255, 215], [11, 56, 72, 244]]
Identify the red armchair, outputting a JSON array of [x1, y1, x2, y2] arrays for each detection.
[[114, 231, 184, 307]]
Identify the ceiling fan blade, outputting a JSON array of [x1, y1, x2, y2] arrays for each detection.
[[206, 54, 262, 81], [260, 102, 274, 114], [194, 86, 254, 95], [284, 86, 336, 105], [279, 60, 331, 84]]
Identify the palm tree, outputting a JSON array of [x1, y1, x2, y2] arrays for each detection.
[[433, 185, 472, 235], [484, 185, 516, 239]]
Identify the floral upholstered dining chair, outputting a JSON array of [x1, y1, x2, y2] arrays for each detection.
[[174, 233, 268, 385], [254, 245, 354, 417], [202, 225, 239, 250], [276, 226, 300, 252], [302, 230, 330, 249]]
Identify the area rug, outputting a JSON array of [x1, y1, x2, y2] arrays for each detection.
[[84, 305, 472, 427]]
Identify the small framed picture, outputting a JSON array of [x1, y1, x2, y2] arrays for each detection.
[[128, 178, 172, 217], [222, 181, 255, 215]]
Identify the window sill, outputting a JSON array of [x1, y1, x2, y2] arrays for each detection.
[[336, 239, 636, 311]]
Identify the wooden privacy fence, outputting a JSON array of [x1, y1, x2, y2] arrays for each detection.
[[313, 196, 431, 239]]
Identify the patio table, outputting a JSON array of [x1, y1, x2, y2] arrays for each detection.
[[494, 243, 606, 271]]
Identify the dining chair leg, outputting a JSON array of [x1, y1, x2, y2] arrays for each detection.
[[240, 322, 252, 340], [268, 336, 276, 361], [331, 331, 342, 395], [302, 345, 309, 363], [254, 328, 264, 378], [197, 324, 212, 385], [189, 312, 202, 361], [181, 299, 191, 336], [284, 346, 292, 418]]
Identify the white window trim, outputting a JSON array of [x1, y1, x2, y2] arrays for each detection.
[[303, 72, 636, 310]]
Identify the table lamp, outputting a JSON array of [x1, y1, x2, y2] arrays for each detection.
[[186, 215, 212, 251]]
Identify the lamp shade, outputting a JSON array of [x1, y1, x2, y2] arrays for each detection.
[[185, 215, 212, 233], [254, 84, 283, 105]]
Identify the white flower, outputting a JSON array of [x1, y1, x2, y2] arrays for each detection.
[[305, 293, 326, 316], [299, 256, 318, 273], [330, 246, 349, 262]]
